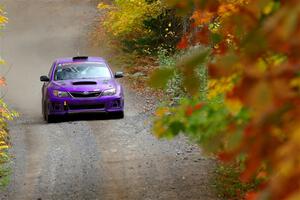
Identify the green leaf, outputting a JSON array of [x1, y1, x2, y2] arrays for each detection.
[[169, 121, 185, 136], [149, 67, 175, 88], [177, 48, 210, 95], [211, 33, 222, 45], [177, 48, 210, 70]]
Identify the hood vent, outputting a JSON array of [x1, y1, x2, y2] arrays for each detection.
[[72, 81, 97, 85]]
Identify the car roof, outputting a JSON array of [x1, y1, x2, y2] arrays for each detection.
[[55, 57, 106, 64]]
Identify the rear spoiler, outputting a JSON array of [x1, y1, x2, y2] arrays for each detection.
[[73, 56, 88, 61]]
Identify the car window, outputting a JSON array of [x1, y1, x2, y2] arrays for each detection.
[[54, 62, 112, 81]]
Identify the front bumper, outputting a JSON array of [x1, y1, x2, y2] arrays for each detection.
[[47, 95, 124, 115]]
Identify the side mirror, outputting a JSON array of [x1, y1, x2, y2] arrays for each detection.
[[40, 75, 50, 82], [114, 72, 124, 79]]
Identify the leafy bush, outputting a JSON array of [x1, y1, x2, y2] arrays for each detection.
[[151, 0, 300, 199], [156, 49, 184, 100], [98, 0, 186, 54], [99, 0, 162, 39], [0, 87, 17, 188], [214, 163, 262, 200], [153, 93, 250, 151], [155, 46, 209, 102], [124, 9, 185, 54], [0, 8, 17, 187]]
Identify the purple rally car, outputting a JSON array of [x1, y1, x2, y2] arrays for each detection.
[[40, 56, 124, 122]]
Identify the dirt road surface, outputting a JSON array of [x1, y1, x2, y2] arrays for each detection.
[[0, 1, 217, 199]]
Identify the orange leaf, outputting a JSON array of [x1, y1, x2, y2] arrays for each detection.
[[218, 152, 235, 162], [177, 35, 188, 49], [185, 106, 194, 117], [191, 10, 214, 26], [245, 192, 259, 200], [194, 103, 204, 111], [0, 77, 6, 86]]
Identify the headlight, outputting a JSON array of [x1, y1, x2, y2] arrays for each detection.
[[102, 88, 116, 96], [53, 90, 69, 97]]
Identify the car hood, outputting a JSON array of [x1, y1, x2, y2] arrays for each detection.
[[51, 78, 118, 92]]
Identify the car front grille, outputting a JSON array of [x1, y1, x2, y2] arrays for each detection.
[[70, 91, 101, 98], [68, 104, 105, 110]]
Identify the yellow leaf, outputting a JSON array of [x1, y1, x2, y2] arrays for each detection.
[[97, 3, 111, 10], [225, 98, 243, 116], [262, 1, 275, 15], [155, 107, 169, 117], [0, 59, 5, 65], [0, 145, 9, 150], [0, 16, 8, 24], [287, 191, 300, 200]]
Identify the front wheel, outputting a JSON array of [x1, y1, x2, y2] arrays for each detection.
[[43, 102, 56, 123], [45, 113, 55, 123], [112, 111, 124, 119]]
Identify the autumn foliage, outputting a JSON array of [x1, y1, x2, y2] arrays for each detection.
[[152, 0, 300, 199], [97, 0, 185, 54], [0, 7, 17, 186]]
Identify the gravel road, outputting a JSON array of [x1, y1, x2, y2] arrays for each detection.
[[0, 0, 217, 199]]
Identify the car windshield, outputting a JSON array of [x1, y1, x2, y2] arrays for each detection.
[[54, 62, 112, 80]]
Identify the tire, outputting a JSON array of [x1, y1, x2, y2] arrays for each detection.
[[44, 103, 56, 123], [43, 107, 46, 121], [46, 114, 55, 123], [113, 111, 124, 119], [43, 101, 47, 121]]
